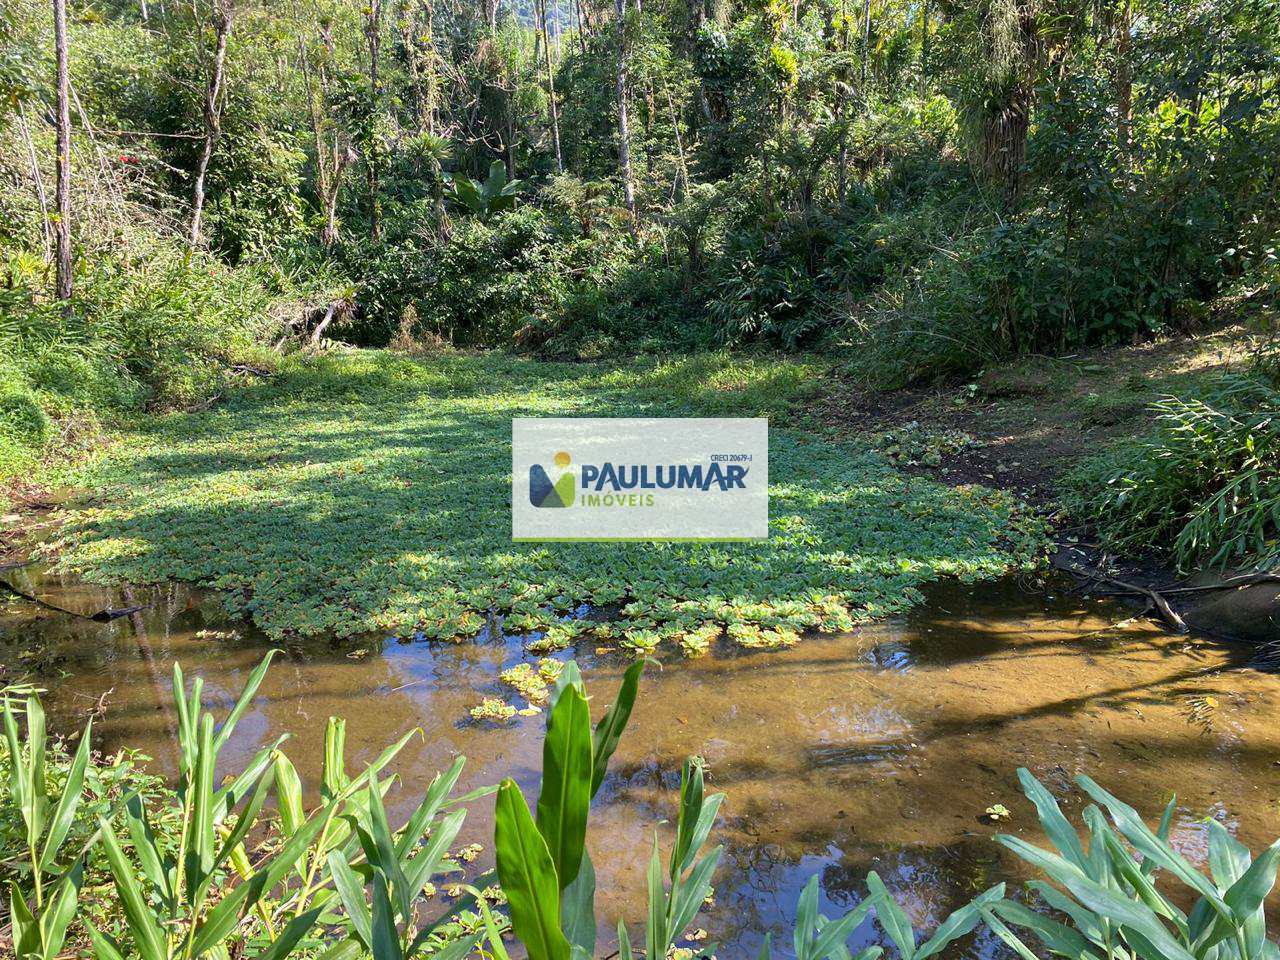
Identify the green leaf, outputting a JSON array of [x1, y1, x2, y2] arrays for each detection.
[[991, 897, 1100, 960], [123, 794, 171, 910], [213, 650, 278, 752], [328, 851, 373, 948], [189, 796, 337, 957], [323, 717, 349, 800], [494, 779, 570, 960], [9, 880, 39, 958], [866, 872, 915, 960], [85, 920, 129, 960], [364, 780, 414, 922], [562, 848, 598, 958], [38, 863, 83, 960], [646, 833, 668, 960], [1075, 775, 1227, 913], [39, 718, 91, 871], [370, 869, 403, 960], [590, 660, 644, 797], [810, 892, 881, 960], [403, 808, 466, 897], [394, 755, 465, 859], [979, 907, 1044, 960], [536, 684, 593, 890], [617, 920, 634, 960], [256, 906, 326, 960], [97, 818, 168, 960], [914, 884, 1004, 960], [1016, 768, 1087, 869], [273, 751, 305, 838], [669, 848, 722, 941]]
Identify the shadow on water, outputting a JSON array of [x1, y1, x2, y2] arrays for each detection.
[[2, 563, 1278, 959]]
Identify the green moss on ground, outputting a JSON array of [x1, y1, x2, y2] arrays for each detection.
[[45, 350, 1045, 646]]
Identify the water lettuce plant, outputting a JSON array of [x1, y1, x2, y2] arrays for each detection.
[[47, 351, 1043, 647]]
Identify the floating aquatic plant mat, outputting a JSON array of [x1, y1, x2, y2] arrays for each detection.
[[46, 351, 1045, 649]]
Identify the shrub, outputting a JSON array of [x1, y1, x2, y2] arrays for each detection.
[[1066, 375, 1280, 572], [0, 384, 50, 448]]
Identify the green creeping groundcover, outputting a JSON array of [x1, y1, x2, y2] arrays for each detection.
[[45, 351, 1044, 651]]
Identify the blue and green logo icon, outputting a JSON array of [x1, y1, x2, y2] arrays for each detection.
[[529, 450, 576, 508]]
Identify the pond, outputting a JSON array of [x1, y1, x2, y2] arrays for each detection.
[[2, 560, 1278, 958]]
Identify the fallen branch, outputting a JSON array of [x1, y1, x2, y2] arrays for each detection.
[[1082, 573, 1188, 633]]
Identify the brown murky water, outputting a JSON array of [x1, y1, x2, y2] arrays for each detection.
[[2, 563, 1278, 958]]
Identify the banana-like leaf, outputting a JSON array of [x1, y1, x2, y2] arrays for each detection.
[[363, 781, 415, 922], [808, 886, 881, 960], [645, 834, 668, 960], [669, 847, 722, 941], [9, 880, 39, 958], [85, 920, 129, 960], [590, 660, 644, 797], [795, 876, 820, 958], [189, 796, 337, 957], [617, 920, 634, 960], [1075, 775, 1228, 914], [979, 907, 1045, 960], [494, 779, 570, 960], [536, 684, 593, 890], [403, 807, 466, 898]]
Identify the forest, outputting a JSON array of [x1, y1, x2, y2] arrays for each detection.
[[2, 0, 1280, 957]]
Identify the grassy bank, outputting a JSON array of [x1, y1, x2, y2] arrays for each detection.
[[40, 350, 1043, 645]]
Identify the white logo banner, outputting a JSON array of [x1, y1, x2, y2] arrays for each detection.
[[512, 417, 769, 541]]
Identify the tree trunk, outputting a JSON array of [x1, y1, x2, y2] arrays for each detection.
[[190, 0, 233, 248], [665, 84, 689, 200], [365, 0, 383, 241], [1114, 0, 1132, 156], [918, 0, 929, 102], [860, 0, 871, 87], [614, 0, 636, 231], [573, 0, 588, 55], [538, 0, 564, 172], [53, 0, 73, 300]]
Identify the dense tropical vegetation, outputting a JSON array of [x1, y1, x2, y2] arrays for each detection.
[[2, 0, 1278, 570]]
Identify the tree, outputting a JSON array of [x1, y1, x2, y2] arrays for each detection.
[[364, 0, 384, 240], [537, 0, 563, 172], [52, 0, 72, 300], [190, 0, 235, 247], [614, 0, 636, 230], [300, 21, 352, 247]]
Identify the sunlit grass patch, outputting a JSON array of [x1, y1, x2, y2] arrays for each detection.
[[46, 350, 1044, 646]]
